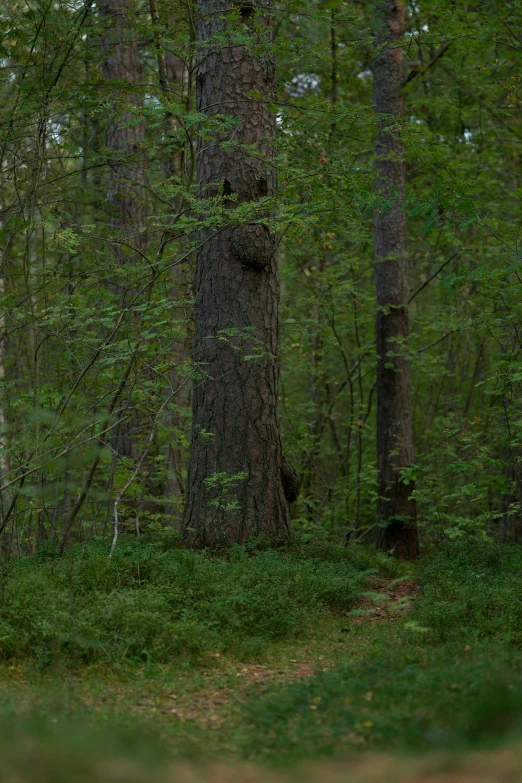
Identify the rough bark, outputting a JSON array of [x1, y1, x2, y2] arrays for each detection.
[[0, 264, 9, 504], [182, 0, 291, 546], [372, 0, 419, 559], [99, 0, 148, 271], [99, 0, 158, 513]]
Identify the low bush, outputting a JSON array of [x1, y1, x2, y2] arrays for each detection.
[[0, 536, 378, 666], [240, 634, 522, 760], [415, 538, 522, 643], [236, 539, 522, 761]]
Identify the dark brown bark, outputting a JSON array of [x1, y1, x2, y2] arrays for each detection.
[[182, 0, 290, 546], [99, 0, 159, 515], [372, 0, 419, 559], [149, 0, 196, 514], [99, 0, 148, 269]]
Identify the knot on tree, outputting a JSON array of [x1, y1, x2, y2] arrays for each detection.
[[281, 456, 300, 503], [230, 223, 275, 272], [233, 0, 255, 19]]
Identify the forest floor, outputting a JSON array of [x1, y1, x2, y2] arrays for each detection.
[[1, 540, 522, 781], [0, 576, 416, 736]]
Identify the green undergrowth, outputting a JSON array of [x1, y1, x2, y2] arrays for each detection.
[[0, 536, 396, 667], [2, 537, 522, 777], [0, 707, 170, 783], [240, 633, 522, 760], [236, 538, 522, 761], [416, 538, 522, 643]]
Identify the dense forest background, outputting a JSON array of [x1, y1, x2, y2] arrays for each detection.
[[3, 4, 522, 778], [1, 0, 521, 555]]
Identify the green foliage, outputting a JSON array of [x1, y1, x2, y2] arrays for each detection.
[[240, 637, 522, 760], [1, 539, 522, 771], [0, 538, 374, 666], [235, 539, 522, 761], [416, 539, 522, 643], [1, 0, 522, 545], [0, 709, 168, 783], [4, 0, 522, 776]]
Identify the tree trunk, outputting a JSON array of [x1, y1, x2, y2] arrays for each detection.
[[99, 0, 157, 517], [0, 258, 10, 507], [372, 0, 419, 559], [100, 0, 148, 271], [182, 0, 290, 546]]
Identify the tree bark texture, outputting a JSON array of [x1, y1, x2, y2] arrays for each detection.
[[182, 0, 290, 546], [99, 0, 155, 506], [99, 0, 148, 267], [372, 0, 419, 559]]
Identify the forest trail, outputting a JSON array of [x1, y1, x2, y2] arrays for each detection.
[[356, 576, 420, 622], [0, 576, 418, 735], [118, 658, 318, 729], [68, 622, 340, 729], [1, 556, 521, 783], [64, 576, 419, 730]]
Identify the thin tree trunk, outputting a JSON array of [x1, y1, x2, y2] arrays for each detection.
[[0, 256, 9, 515], [182, 0, 291, 546], [372, 0, 419, 559], [149, 0, 194, 513]]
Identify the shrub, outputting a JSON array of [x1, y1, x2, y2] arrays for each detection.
[[415, 538, 522, 643], [0, 537, 375, 666], [236, 539, 522, 761]]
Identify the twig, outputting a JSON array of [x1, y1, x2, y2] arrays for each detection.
[[417, 329, 460, 354], [58, 353, 138, 555], [403, 42, 450, 87], [409, 251, 459, 303], [0, 418, 123, 538]]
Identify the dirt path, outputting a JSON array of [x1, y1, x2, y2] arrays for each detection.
[[0, 576, 421, 739], [7, 578, 522, 781], [357, 576, 420, 622], [64, 576, 420, 730]]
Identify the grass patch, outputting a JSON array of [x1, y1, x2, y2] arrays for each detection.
[[239, 633, 522, 760], [0, 708, 168, 783], [416, 538, 522, 643]]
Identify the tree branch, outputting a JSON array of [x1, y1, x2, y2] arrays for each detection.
[[409, 251, 459, 304], [403, 42, 450, 88]]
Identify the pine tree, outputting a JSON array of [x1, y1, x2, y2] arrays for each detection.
[[182, 0, 292, 546], [372, 0, 418, 559]]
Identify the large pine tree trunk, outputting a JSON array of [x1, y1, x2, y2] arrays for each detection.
[[372, 0, 419, 559], [182, 0, 291, 546]]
